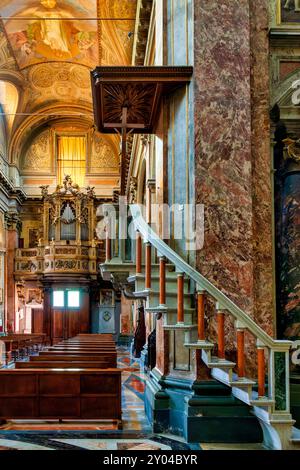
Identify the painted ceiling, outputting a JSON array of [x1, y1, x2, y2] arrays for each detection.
[[0, 0, 138, 174], [0, 0, 137, 68]]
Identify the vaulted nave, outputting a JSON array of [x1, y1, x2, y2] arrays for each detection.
[[0, 0, 300, 453]]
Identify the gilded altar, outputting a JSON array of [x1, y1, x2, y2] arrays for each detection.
[[14, 176, 102, 279]]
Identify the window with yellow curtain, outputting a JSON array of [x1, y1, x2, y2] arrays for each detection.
[[57, 135, 86, 188]]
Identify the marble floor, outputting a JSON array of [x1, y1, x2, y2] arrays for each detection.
[[0, 347, 264, 451]]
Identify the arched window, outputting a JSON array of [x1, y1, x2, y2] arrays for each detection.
[[57, 135, 86, 188]]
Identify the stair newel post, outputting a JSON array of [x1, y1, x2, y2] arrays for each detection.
[[136, 231, 142, 274], [236, 328, 245, 378], [257, 346, 266, 397], [145, 242, 152, 289], [159, 256, 166, 307], [105, 220, 111, 262], [177, 273, 184, 324], [217, 308, 225, 359], [197, 291, 205, 341]]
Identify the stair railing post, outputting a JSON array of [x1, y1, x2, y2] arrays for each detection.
[[105, 221, 111, 262], [257, 346, 266, 397], [159, 256, 166, 307], [217, 308, 226, 359], [236, 329, 245, 378], [136, 231, 142, 274], [197, 291, 205, 341], [177, 273, 184, 324], [145, 242, 152, 289]]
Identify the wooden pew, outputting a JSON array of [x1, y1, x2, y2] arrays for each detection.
[[15, 361, 111, 369], [30, 354, 117, 367], [0, 334, 47, 364], [0, 368, 122, 428]]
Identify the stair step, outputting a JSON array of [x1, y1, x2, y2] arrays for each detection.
[[250, 398, 275, 407], [163, 323, 197, 331], [184, 340, 214, 350], [145, 306, 194, 315], [207, 357, 236, 369], [133, 289, 152, 298]]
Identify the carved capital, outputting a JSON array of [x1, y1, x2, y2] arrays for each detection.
[[4, 212, 22, 232]]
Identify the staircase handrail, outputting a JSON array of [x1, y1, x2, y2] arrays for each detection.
[[130, 204, 291, 351]]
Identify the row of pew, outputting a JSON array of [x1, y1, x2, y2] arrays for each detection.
[[0, 334, 122, 428], [0, 334, 48, 365]]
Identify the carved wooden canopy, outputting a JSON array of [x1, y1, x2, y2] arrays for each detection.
[[90, 66, 193, 135]]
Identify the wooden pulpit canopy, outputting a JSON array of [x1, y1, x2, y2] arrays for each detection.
[[90, 66, 193, 194], [91, 66, 193, 135]]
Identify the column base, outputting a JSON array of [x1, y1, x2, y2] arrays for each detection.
[[144, 369, 263, 443]]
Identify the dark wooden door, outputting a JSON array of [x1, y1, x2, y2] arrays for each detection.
[[46, 288, 90, 344]]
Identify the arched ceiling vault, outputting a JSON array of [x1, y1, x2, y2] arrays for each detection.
[[0, 0, 137, 170]]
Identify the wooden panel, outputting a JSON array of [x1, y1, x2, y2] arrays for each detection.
[[0, 398, 36, 417], [52, 309, 64, 342], [0, 374, 36, 395], [32, 309, 44, 334], [81, 397, 118, 419], [39, 374, 80, 395], [39, 397, 80, 417]]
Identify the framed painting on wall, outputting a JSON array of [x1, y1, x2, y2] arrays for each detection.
[[100, 289, 115, 307], [277, 0, 300, 24]]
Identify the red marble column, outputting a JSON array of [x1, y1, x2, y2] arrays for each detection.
[[5, 217, 19, 332], [194, 0, 273, 371]]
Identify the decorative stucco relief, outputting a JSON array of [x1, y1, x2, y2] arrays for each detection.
[[22, 129, 52, 173], [22, 63, 92, 112], [89, 133, 119, 174]]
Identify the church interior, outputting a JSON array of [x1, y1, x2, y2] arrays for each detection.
[[0, 0, 299, 452]]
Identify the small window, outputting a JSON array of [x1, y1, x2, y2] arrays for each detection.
[[53, 291, 64, 307], [67, 290, 80, 308]]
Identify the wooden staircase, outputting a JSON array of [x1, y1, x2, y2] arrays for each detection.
[[101, 203, 299, 450]]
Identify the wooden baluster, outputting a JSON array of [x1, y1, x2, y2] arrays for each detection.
[[217, 311, 225, 359], [136, 232, 142, 274], [237, 329, 245, 378], [145, 243, 152, 289], [177, 273, 184, 323], [197, 291, 205, 341], [105, 224, 111, 262], [257, 347, 266, 397], [159, 257, 166, 306]]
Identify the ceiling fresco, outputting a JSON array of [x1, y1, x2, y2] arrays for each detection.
[[0, 0, 137, 190], [0, 0, 137, 69]]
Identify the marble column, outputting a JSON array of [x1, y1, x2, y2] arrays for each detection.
[[194, 0, 273, 370], [4, 213, 20, 332]]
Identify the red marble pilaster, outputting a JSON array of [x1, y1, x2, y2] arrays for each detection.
[[5, 228, 18, 332], [194, 1, 273, 370]]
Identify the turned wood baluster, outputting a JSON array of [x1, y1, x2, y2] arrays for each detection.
[[136, 232, 142, 274], [145, 243, 152, 289], [237, 330, 245, 378], [159, 257, 166, 306], [105, 223, 111, 262], [177, 274, 184, 323], [197, 292, 205, 341], [257, 347, 266, 397], [217, 311, 225, 359]]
